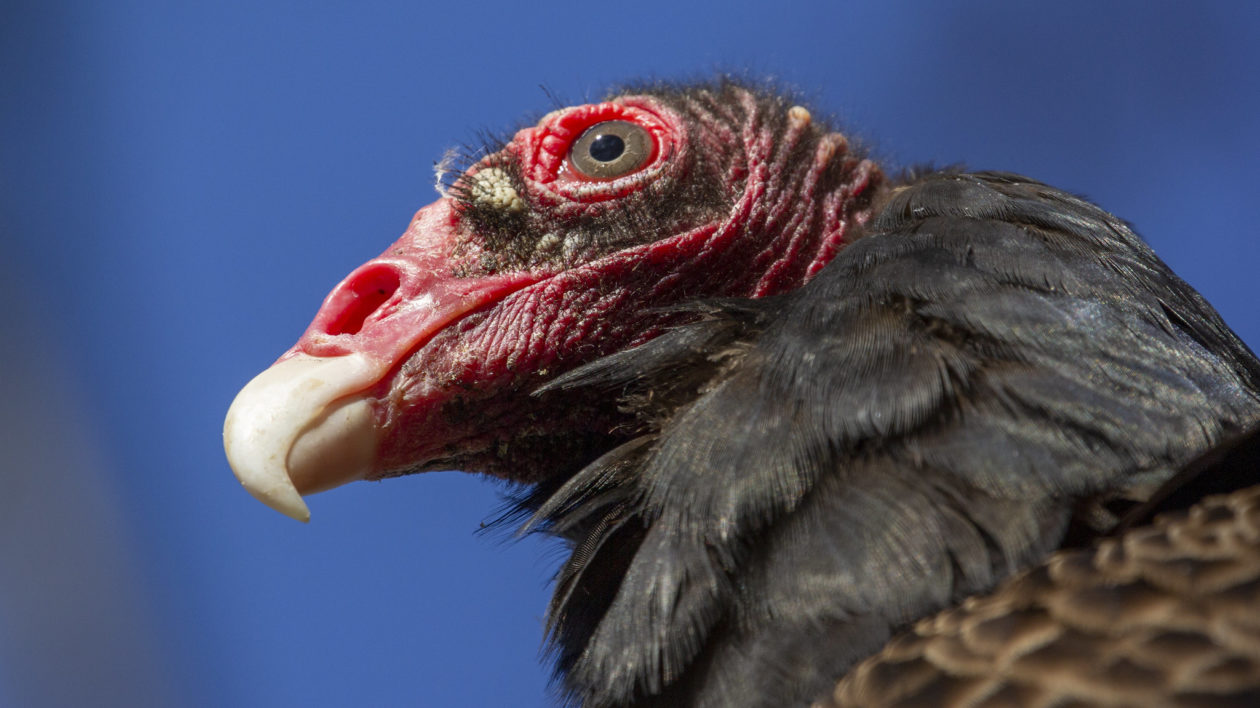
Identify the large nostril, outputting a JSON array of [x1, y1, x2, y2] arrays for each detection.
[[321, 263, 402, 336]]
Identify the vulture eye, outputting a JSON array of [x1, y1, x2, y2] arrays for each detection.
[[569, 120, 653, 180]]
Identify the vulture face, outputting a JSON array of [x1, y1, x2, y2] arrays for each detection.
[[225, 83, 881, 521]]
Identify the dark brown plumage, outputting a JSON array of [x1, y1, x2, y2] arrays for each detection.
[[830, 457, 1260, 707]]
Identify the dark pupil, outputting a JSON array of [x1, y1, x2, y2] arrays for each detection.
[[588, 133, 625, 162]]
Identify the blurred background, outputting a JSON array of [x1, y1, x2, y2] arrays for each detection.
[[2, 2, 1257, 706]]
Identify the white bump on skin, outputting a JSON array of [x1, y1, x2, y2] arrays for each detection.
[[536, 232, 562, 256], [534, 231, 586, 262], [469, 167, 525, 212]]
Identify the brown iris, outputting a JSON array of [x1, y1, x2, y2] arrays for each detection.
[[568, 120, 652, 180]]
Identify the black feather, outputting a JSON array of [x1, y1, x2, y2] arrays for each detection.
[[528, 171, 1260, 707]]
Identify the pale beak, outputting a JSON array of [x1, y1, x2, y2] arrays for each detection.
[[223, 353, 378, 522]]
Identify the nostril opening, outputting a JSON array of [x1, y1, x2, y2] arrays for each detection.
[[323, 264, 402, 336]]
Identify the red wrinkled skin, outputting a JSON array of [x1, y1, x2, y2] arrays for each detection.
[[284, 87, 884, 482]]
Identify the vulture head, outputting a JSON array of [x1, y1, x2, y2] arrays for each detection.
[[225, 80, 1260, 707], [225, 82, 882, 521]]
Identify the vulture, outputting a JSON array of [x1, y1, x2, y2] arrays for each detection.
[[224, 80, 1260, 707]]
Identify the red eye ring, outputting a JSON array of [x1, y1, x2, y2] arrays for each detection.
[[521, 99, 677, 204]]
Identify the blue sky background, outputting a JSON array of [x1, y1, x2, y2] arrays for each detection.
[[2, 2, 1258, 706]]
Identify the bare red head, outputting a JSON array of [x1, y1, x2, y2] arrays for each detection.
[[224, 81, 883, 520]]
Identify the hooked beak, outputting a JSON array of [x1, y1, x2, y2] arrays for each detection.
[[223, 199, 543, 521], [224, 353, 377, 522]]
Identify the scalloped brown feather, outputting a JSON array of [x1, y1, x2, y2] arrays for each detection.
[[827, 483, 1260, 708]]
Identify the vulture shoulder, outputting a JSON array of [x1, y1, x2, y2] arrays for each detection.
[[829, 426, 1260, 708], [537, 170, 1260, 707]]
